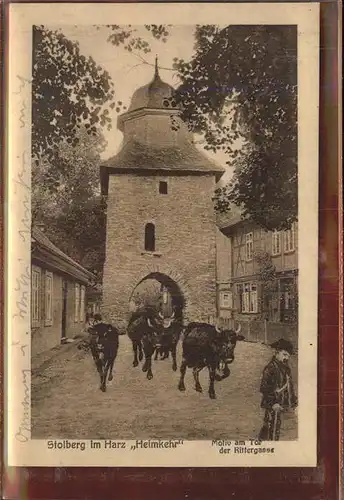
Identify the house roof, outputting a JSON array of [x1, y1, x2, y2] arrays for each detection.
[[216, 206, 246, 230], [32, 226, 96, 283], [100, 140, 225, 194]]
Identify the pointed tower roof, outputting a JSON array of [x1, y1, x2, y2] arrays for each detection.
[[127, 56, 181, 112]]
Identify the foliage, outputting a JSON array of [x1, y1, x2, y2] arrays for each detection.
[[173, 25, 297, 230], [32, 128, 107, 280], [103, 24, 171, 52], [283, 279, 298, 323], [32, 26, 118, 185], [254, 249, 278, 320], [254, 249, 298, 322], [254, 249, 277, 291], [130, 280, 162, 312]]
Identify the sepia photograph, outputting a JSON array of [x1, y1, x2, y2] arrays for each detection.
[[7, 3, 319, 467]]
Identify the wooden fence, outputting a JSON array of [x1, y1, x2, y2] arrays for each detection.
[[207, 316, 298, 351]]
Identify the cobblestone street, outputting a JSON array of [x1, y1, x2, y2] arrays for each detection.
[[31, 337, 298, 441]]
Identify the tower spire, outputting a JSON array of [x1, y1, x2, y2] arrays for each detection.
[[154, 55, 159, 78]]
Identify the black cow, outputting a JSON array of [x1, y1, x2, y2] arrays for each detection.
[[127, 307, 181, 379], [127, 307, 161, 380], [152, 311, 183, 372], [86, 317, 124, 392], [178, 322, 244, 399]]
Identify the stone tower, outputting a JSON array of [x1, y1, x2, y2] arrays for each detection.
[[100, 61, 225, 329]]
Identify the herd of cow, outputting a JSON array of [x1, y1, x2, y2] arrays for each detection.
[[80, 307, 245, 399]]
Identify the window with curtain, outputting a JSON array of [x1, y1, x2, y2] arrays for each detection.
[[240, 283, 258, 313], [272, 231, 281, 256], [245, 232, 253, 261], [220, 291, 233, 309], [284, 224, 295, 252]]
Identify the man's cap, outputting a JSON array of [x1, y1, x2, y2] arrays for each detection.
[[94, 313, 102, 322], [270, 338, 294, 355]]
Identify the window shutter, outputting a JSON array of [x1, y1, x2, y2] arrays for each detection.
[[32, 268, 41, 326], [44, 272, 53, 325], [243, 284, 250, 312], [250, 285, 258, 313], [245, 233, 253, 261], [75, 284, 80, 322], [79, 285, 85, 322]]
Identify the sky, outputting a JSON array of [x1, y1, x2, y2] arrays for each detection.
[[51, 25, 235, 185]]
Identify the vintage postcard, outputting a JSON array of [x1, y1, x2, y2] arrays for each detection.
[[6, 2, 319, 467]]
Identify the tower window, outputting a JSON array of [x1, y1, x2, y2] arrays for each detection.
[[159, 181, 168, 194], [144, 223, 155, 252]]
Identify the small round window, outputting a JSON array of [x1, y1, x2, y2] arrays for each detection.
[[163, 99, 170, 107]]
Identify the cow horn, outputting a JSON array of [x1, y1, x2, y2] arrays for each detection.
[[234, 322, 241, 334], [158, 312, 164, 319], [171, 310, 175, 319], [147, 318, 153, 328], [215, 325, 221, 333]]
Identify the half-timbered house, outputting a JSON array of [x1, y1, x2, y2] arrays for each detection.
[[216, 213, 298, 323]]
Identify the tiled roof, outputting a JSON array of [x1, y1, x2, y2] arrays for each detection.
[[101, 140, 225, 194], [32, 226, 95, 281], [216, 205, 246, 229]]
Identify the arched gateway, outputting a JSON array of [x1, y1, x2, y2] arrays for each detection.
[[129, 272, 185, 319], [100, 61, 225, 330]]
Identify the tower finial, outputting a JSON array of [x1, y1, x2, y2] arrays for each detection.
[[155, 55, 159, 77]]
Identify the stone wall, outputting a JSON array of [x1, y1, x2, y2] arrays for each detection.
[[102, 173, 218, 328]]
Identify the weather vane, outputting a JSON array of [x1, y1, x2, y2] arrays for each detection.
[[155, 55, 159, 76]]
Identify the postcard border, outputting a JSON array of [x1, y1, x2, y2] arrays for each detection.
[[1, 0, 340, 498]]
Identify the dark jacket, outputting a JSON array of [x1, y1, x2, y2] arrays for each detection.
[[260, 357, 297, 410]]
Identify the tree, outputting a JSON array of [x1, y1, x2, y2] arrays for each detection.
[[32, 26, 117, 186], [254, 249, 278, 320], [254, 249, 298, 323], [130, 280, 162, 312], [32, 128, 107, 280], [103, 24, 170, 51], [172, 25, 297, 230]]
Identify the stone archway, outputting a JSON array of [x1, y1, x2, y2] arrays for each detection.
[[102, 259, 216, 330], [129, 272, 185, 320]]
